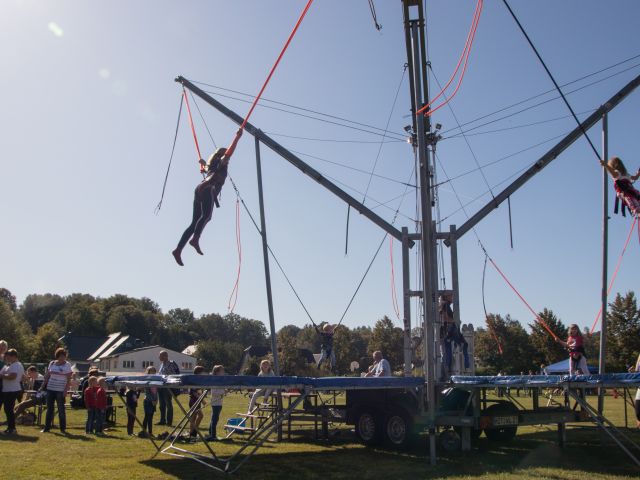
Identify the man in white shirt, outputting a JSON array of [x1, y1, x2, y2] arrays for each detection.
[[365, 351, 391, 377], [1, 348, 25, 435]]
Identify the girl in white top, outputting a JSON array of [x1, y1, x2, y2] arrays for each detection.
[[248, 360, 275, 413], [207, 365, 225, 441]]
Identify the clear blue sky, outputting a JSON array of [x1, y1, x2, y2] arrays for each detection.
[[1, 1, 639, 336]]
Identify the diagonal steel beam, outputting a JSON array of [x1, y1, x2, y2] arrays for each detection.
[[452, 73, 640, 243], [176, 76, 413, 247]]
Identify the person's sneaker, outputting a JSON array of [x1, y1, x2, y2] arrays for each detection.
[[188, 238, 203, 255], [171, 249, 184, 266], [3, 429, 16, 435], [40, 428, 50, 433], [155, 421, 166, 426], [138, 431, 149, 438], [204, 435, 218, 442]]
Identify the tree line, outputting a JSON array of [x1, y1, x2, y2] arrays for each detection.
[[474, 291, 640, 374], [0, 288, 404, 374], [2, 287, 637, 376]]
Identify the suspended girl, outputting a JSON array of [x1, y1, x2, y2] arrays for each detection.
[[555, 324, 589, 376], [172, 129, 243, 266], [601, 156, 640, 218]]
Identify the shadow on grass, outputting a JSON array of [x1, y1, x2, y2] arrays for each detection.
[[137, 427, 640, 480], [0, 433, 39, 443]]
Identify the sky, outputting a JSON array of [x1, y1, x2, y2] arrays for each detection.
[[1, 0, 639, 338]]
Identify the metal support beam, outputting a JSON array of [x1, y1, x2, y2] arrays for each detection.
[[598, 112, 608, 416], [255, 138, 280, 377], [402, 227, 412, 377], [410, 20, 437, 466], [451, 73, 640, 243], [176, 76, 412, 246]]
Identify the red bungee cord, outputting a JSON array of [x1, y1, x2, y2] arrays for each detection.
[[182, 88, 204, 171]]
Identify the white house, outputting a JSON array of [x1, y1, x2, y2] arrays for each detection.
[[96, 345, 197, 375]]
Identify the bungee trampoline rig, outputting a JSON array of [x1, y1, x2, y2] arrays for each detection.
[[146, 0, 640, 474]]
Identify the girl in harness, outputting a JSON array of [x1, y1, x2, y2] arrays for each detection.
[[556, 324, 589, 376], [172, 129, 243, 266], [315, 323, 338, 373], [601, 156, 640, 218]]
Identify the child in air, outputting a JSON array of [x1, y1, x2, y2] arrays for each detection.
[[601, 156, 640, 217]]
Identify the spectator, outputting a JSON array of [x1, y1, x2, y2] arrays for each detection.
[[157, 350, 180, 426], [125, 386, 139, 436], [95, 378, 108, 435], [630, 353, 640, 428], [206, 365, 225, 441], [0, 349, 24, 435], [84, 376, 99, 434], [0, 340, 7, 420], [41, 348, 73, 434], [14, 366, 45, 417], [247, 360, 275, 414], [140, 366, 158, 438], [364, 351, 391, 377]]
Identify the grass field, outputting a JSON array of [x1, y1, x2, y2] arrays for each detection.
[[1, 390, 639, 479]]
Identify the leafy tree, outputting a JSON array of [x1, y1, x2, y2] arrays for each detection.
[[605, 292, 640, 372], [105, 305, 160, 343], [475, 314, 535, 375], [20, 293, 65, 332], [195, 339, 244, 373], [528, 308, 567, 367], [164, 308, 195, 327], [0, 288, 17, 311], [55, 302, 104, 337], [0, 299, 33, 357], [31, 321, 64, 363], [368, 316, 403, 371]]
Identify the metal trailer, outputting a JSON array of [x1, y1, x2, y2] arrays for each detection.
[[109, 372, 640, 473]]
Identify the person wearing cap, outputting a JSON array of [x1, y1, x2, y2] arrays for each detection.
[[172, 128, 243, 266]]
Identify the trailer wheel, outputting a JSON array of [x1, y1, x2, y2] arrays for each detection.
[[439, 429, 461, 452], [483, 403, 518, 442], [384, 409, 413, 449], [355, 409, 381, 446]]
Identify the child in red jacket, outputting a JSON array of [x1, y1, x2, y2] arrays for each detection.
[[95, 377, 108, 435], [84, 376, 99, 434]]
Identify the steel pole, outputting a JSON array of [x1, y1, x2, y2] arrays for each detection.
[[411, 21, 437, 466], [598, 113, 608, 415], [255, 137, 280, 376], [402, 227, 412, 376]]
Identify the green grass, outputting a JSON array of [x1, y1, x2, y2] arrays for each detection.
[[2, 390, 640, 479]]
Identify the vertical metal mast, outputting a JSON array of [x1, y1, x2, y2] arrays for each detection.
[[403, 0, 438, 465], [598, 113, 608, 415]]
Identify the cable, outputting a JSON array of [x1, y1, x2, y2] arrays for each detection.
[[367, 0, 382, 31], [438, 54, 640, 136], [227, 196, 242, 313], [501, 0, 601, 160], [482, 254, 503, 354], [430, 66, 495, 200], [227, 176, 318, 327], [264, 132, 404, 144], [190, 91, 217, 149], [362, 65, 408, 204], [190, 80, 408, 139], [289, 148, 416, 188], [417, 0, 483, 115], [202, 89, 408, 142], [589, 216, 638, 333], [182, 87, 203, 170], [154, 93, 184, 213]]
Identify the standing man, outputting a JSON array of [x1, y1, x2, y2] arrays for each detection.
[[365, 351, 391, 377], [157, 350, 180, 426], [1, 349, 25, 435]]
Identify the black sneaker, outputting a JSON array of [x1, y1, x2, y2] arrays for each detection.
[[3, 429, 16, 435], [40, 428, 50, 433]]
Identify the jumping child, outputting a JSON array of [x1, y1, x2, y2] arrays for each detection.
[[601, 156, 640, 217], [172, 129, 243, 266], [315, 323, 338, 373], [556, 324, 590, 376]]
